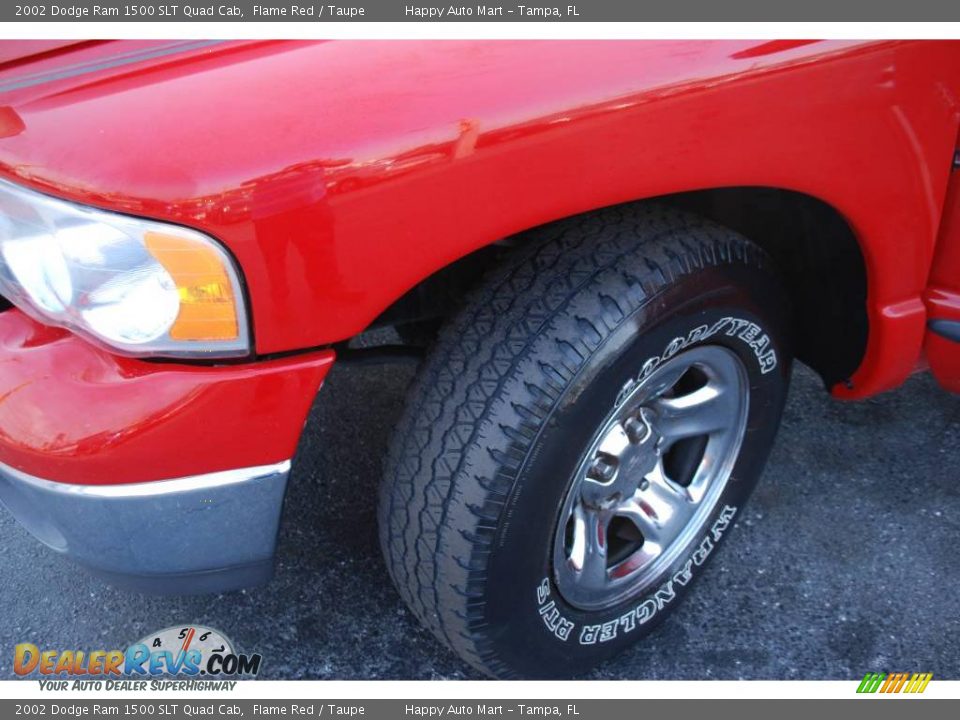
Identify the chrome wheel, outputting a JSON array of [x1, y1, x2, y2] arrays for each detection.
[[553, 345, 750, 611]]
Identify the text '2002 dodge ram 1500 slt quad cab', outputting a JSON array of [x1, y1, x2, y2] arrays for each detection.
[[0, 39, 958, 678]]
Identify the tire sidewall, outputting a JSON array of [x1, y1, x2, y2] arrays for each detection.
[[481, 263, 791, 677]]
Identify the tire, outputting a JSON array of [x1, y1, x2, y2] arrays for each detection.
[[378, 203, 792, 678]]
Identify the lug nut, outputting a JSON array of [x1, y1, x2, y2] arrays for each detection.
[[624, 415, 651, 444], [588, 457, 617, 483]]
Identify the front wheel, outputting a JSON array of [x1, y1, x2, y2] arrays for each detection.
[[378, 204, 792, 678]]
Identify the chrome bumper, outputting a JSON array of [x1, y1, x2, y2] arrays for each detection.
[[0, 459, 290, 594]]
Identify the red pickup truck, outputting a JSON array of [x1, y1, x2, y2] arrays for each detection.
[[0, 39, 957, 678]]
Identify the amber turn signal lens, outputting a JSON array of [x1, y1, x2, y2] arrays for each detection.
[[144, 231, 240, 341]]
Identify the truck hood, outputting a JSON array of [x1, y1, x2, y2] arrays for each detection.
[[0, 39, 859, 216], [0, 41, 94, 68], [0, 40, 245, 105]]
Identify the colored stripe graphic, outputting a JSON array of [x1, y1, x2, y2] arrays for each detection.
[[857, 671, 932, 693], [904, 673, 933, 694], [857, 672, 886, 693]]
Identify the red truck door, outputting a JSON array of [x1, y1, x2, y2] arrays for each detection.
[[925, 149, 960, 392]]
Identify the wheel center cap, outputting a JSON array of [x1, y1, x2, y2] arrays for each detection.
[[620, 440, 659, 488], [581, 408, 660, 508]]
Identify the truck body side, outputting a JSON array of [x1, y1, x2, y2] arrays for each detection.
[[0, 38, 958, 592]]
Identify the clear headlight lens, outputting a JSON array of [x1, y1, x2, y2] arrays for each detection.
[[0, 178, 249, 358]]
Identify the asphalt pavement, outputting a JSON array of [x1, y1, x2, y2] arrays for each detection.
[[1, 360, 958, 680]]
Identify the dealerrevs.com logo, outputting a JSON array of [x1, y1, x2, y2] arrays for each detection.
[[14, 625, 262, 690]]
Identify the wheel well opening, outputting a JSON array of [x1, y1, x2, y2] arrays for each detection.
[[367, 188, 868, 389], [667, 187, 867, 388]]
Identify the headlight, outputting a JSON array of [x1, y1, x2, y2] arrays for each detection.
[[0, 178, 250, 358]]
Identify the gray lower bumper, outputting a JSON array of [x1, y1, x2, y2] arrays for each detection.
[[0, 459, 290, 594]]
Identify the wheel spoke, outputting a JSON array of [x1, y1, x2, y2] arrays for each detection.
[[680, 443, 725, 504], [608, 537, 662, 580], [653, 383, 732, 442], [617, 498, 665, 545], [568, 504, 609, 588], [627, 463, 691, 529], [641, 361, 691, 399], [650, 458, 700, 506]]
